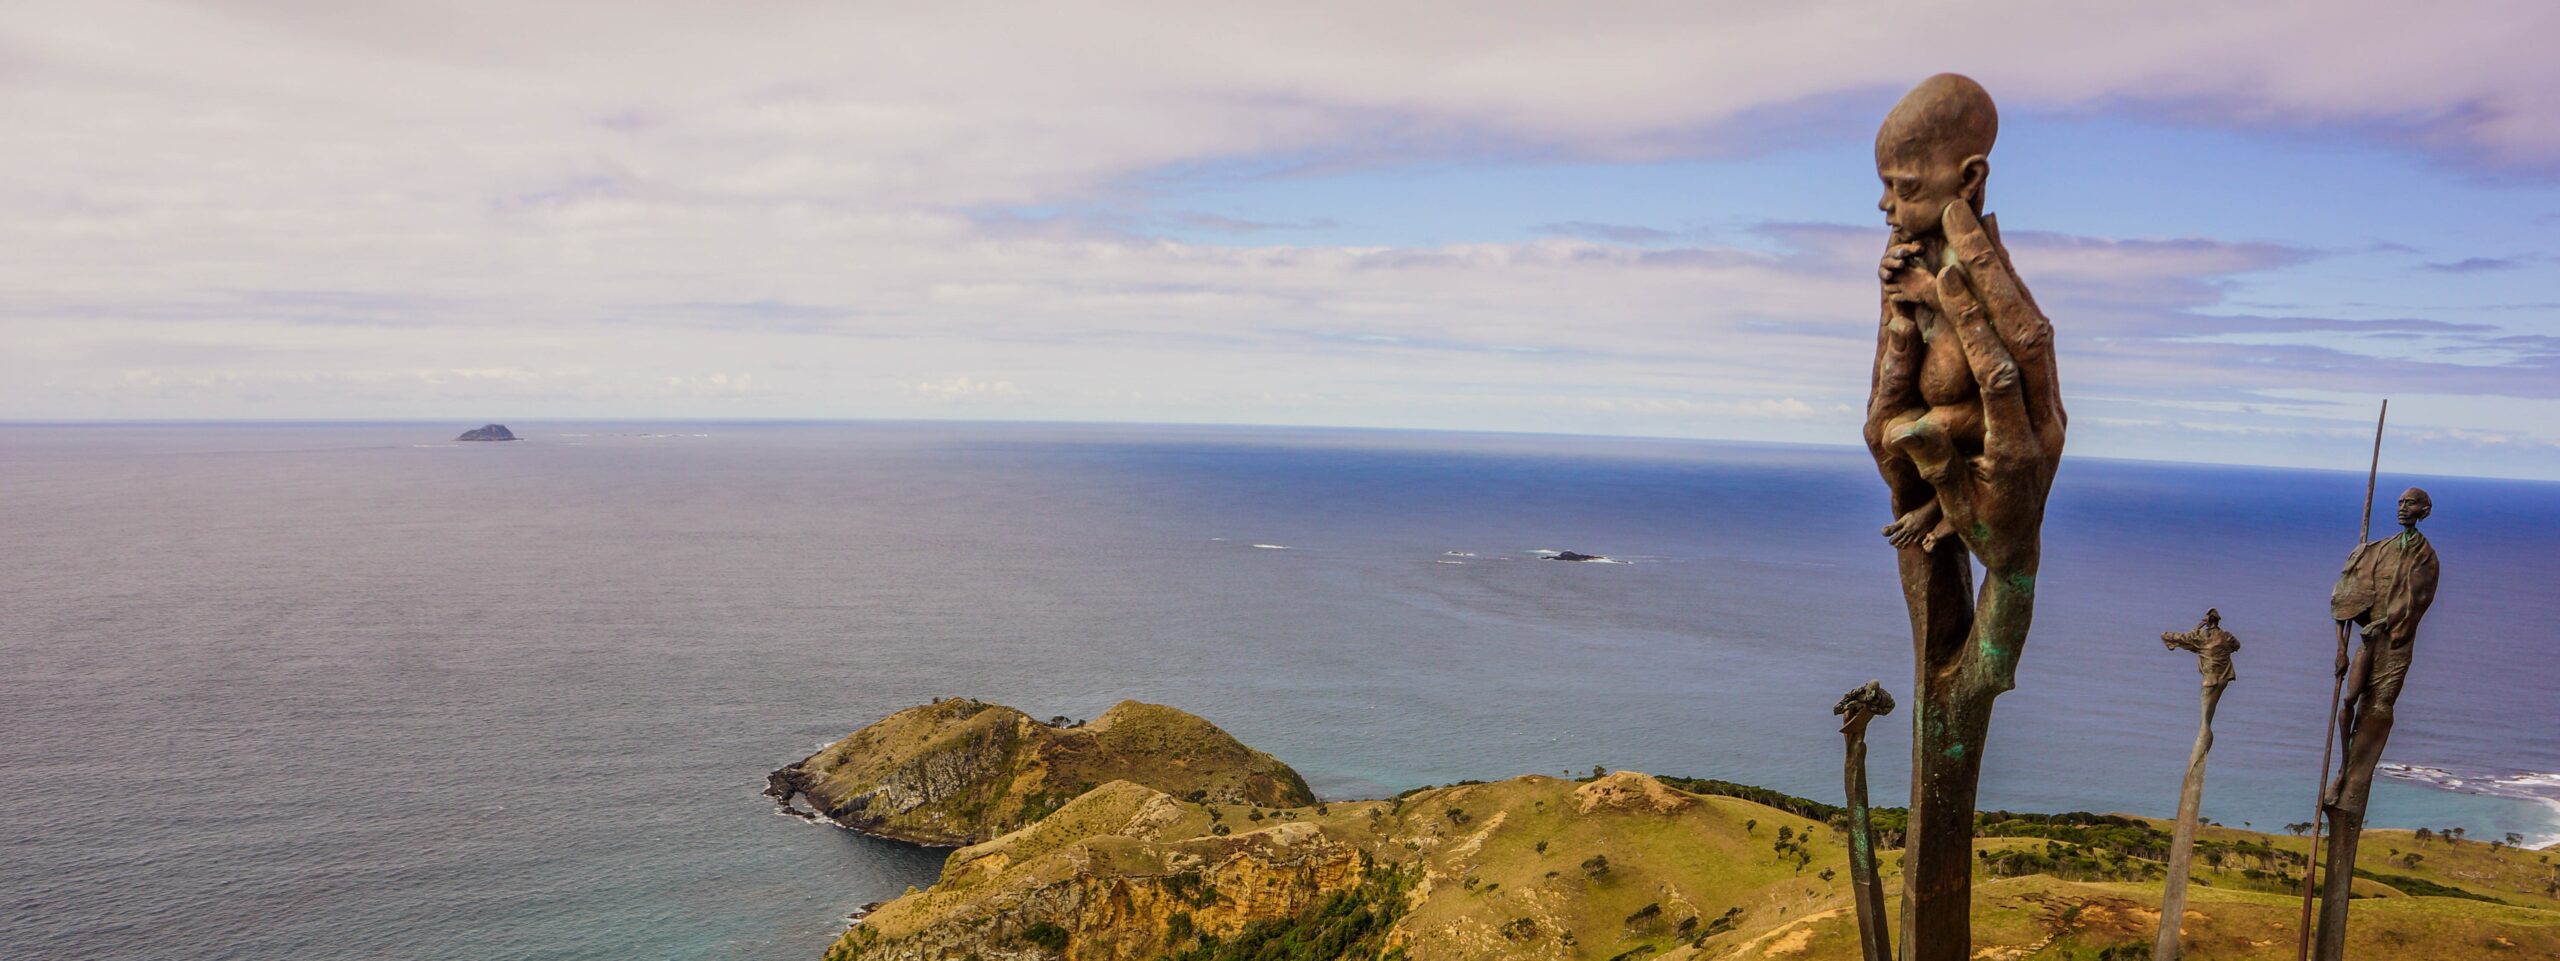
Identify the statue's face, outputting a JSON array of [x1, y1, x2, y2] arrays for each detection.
[[2397, 488, 2432, 526], [1875, 145, 1979, 244]]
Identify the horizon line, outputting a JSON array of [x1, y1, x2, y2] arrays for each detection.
[[7, 415, 2551, 485]]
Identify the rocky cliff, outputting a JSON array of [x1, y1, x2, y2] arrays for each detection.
[[828, 780, 1387, 961], [769, 699, 1315, 846]]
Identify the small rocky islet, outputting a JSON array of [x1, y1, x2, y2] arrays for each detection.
[[776, 699, 2560, 961], [455, 424, 517, 442]]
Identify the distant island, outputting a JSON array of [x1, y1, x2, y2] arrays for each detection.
[[778, 699, 2559, 961], [455, 424, 517, 442]]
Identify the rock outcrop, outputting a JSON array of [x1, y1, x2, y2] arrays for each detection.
[[456, 424, 517, 441], [827, 781, 1382, 961], [769, 698, 1314, 846]]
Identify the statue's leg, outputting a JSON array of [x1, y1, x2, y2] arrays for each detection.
[[1932, 401, 1985, 455], [2334, 650, 2404, 814], [2312, 650, 2408, 961], [1877, 410, 1944, 549], [2325, 643, 2375, 806]]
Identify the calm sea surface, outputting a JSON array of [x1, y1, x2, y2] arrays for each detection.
[[3, 422, 2553, 960]]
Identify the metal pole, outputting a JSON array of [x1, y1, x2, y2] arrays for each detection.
[[2295, 399, 2385, 961]]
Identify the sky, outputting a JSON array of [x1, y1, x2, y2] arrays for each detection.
[[5, 1, 2558, 478]]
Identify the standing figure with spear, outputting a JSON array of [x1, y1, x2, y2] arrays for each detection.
[[2298, 401, 2442, 961]]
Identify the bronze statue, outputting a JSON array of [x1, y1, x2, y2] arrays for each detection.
[[1862, 73, 2066, 961], [2155, 609, 2240, 961], [2312, 487, 2439, 960], [1834, 681, 1897, 961]]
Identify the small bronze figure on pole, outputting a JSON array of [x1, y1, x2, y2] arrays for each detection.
[[2311, 487, 2439, 961], [1835, 681, 1897, 961], [2155, 609, 2239, 961]]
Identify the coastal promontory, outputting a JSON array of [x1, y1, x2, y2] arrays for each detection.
[[789, 700, 2560, 961], [768, 698, 1315, 847]]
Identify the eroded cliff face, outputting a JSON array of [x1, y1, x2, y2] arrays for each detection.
[[769, 698, 1315, 846], [826, 782, 1378, 961]]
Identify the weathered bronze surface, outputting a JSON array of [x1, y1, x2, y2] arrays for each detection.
[[2155, 609, 2240, 961], [2312, 488, 2439, 960], [1835, 681, 1898, 961], [1862, 72, 2066, 961]]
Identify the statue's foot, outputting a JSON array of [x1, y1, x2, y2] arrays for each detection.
[[1882, 503, 1940, 549], [1919, 517, 1959, 553]]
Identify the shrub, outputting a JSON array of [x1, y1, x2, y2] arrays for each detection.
[[1020, 921, 1070, 953]]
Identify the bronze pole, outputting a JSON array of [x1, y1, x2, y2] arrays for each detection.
[[2295, 399, 2383, 961]]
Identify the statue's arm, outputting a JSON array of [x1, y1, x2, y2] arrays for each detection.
[[2330, 543, 2375, 622], [1866, 275, 1919, 451]]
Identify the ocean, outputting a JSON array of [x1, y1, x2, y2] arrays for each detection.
[[2, 421, 2552, 960]]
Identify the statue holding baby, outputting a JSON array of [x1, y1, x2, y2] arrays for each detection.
[[1860, 73, 2067, 961]]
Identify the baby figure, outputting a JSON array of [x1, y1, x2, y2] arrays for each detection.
[[1867, 74, 1999, 552]]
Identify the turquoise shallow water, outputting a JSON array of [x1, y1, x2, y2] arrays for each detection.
[[2, 422, 2552, 960]]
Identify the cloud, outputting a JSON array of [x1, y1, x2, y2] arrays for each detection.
[[0, 1, 2553, 475], [2422, 256, 2530, 273], [901, 376, 1026, 401], [1534, 221, 1682, 244], [1170, 212, 1339, 233]]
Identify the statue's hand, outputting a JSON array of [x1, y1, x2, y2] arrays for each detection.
[[1941, 200, 2063, 462], [1880, 243, 1934, 309]]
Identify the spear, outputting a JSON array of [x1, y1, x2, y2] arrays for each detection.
[[2295, 399, 2385, 961]]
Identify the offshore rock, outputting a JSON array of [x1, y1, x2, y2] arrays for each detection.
[[455, 424, 517, 441]]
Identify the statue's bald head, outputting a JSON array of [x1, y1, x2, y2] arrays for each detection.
[[2397, 487, 2432, 527], [1873, 74, 1998, 241], [1876, 73, 1998, 166]]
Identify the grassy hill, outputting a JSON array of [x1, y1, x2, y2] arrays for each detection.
[[818, 770, 2560, 960], [768, 698, 1315, 846]]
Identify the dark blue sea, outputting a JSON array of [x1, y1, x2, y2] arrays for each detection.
[[3, 422, 2553, 960]]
